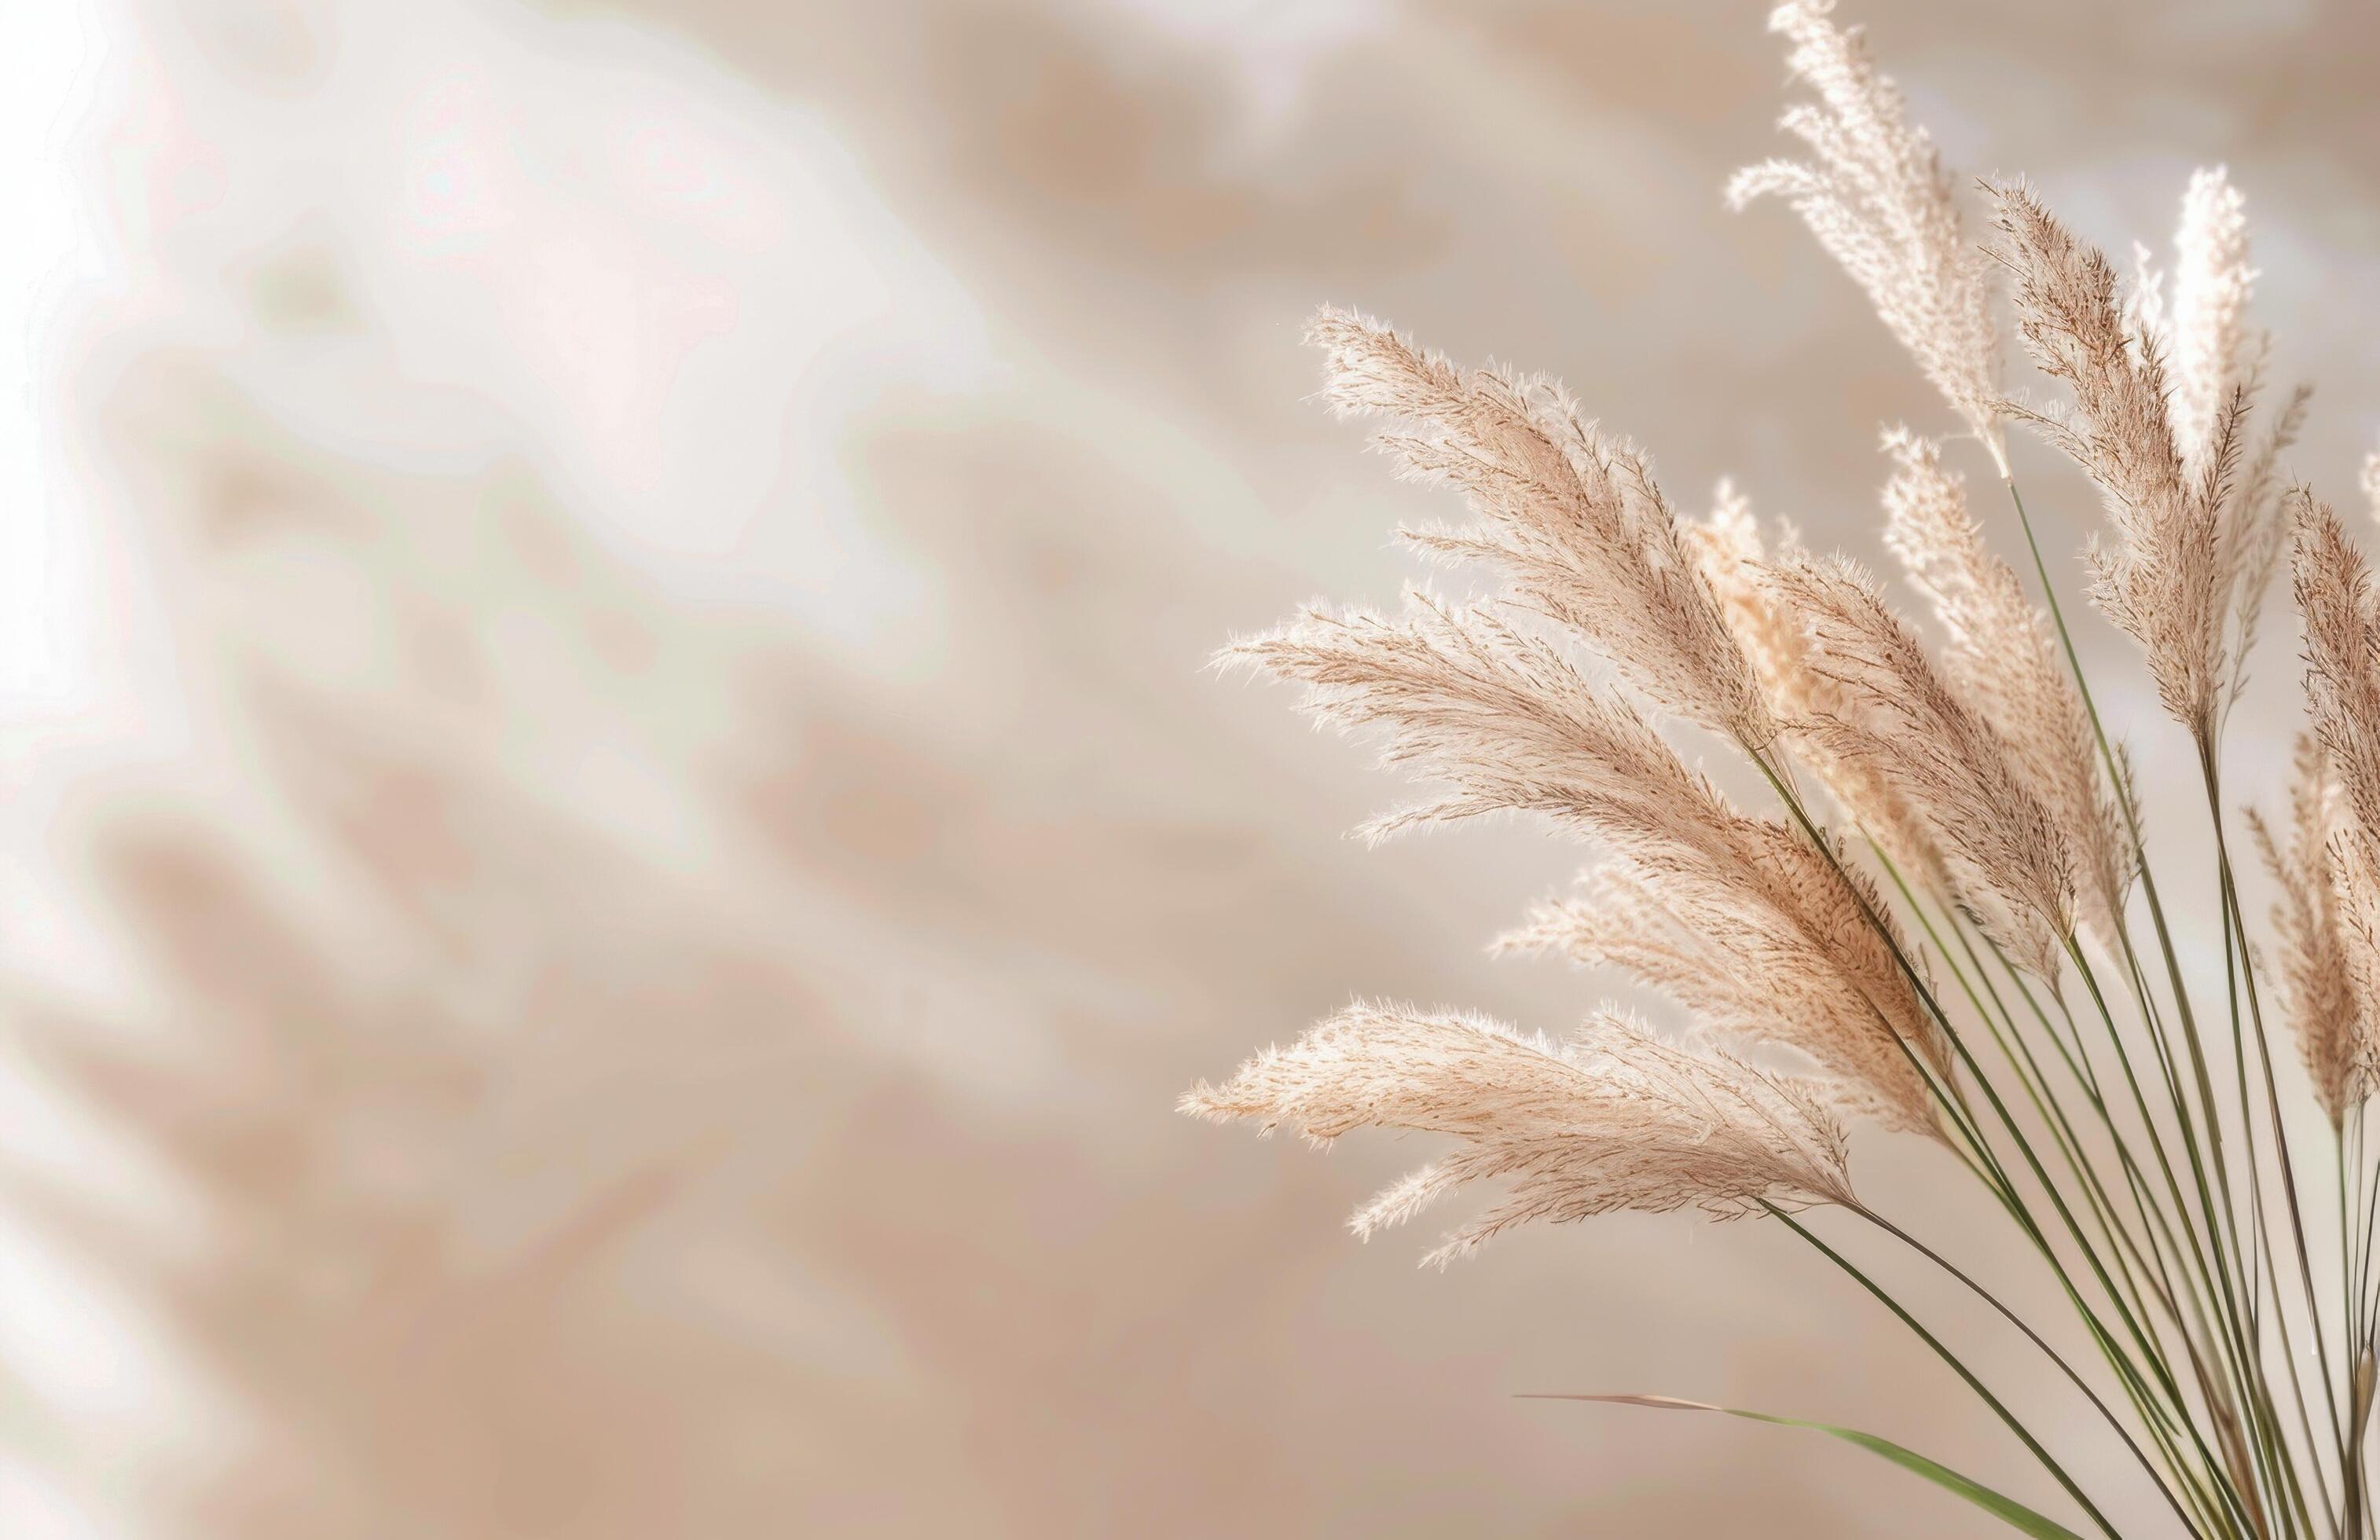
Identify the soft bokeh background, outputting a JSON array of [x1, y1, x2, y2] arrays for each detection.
[[5, 0, 2378, 1534]]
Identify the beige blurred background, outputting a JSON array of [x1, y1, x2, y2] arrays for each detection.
[[4, 0, 2378, 1534]]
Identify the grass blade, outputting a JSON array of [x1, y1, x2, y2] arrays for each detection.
[[1524, 1392, 2088, 1540]]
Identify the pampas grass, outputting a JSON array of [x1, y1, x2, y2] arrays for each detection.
[[1185, 2, 2380, 1535], [1181, 1003, 1858, 1267]]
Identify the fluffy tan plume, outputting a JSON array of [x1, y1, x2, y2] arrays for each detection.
[[1497, 856, 1945, 1136], [1180, 1003, 1857, 1266], [1688, 486, 1945, 894], [1223, 592, 1949, 1135], [2292, 491, 2380, 1110], [1305, 307, 1772, 744], [1878, 427, 2131, 952], [1220, 592, 1746, 852], [2121, 168, 2307, 712], [1767, 554, 2077, 978], [2247, 737, 2367, 1127], [2164, 168, 2257, 484], [1728, 0, 2002, 466], [2222, 380, 2312, 710], [1986, 178, 2228, 739]]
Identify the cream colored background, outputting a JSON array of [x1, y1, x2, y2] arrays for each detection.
[[3, 0, 2375, 1534]]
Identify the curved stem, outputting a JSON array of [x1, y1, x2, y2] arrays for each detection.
[[1852, 1202, 2205, 1537], [1764, 1200, 2124, 1540]]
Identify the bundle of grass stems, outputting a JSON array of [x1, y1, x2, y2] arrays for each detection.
[[1183, 4, 2380, 1535]]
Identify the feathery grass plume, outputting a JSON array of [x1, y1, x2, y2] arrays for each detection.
[[2220, 378, 2312, 710], [2123, 168, 2309, 711], [1767, 555, 2076, 978], [1220, 592, 1743, 849], [1728, 0, 2003, 468], [1305, 308, 1773, 746], [1986, 178, 2230, 739], [1688, 485, 1947, 893], [2293, 490, 2380, 1100], [1878, 427, 2130, 951], [1180, 1003, 1857, 1267], [1199, 13, 2380, 1531], [1222, 592, 1952, 1131], [2363, 439, 2380, 523], [1496, 856, 1942, 1135], [2247, 737, 2367, 1128], [2164, 169, 2257, 484]]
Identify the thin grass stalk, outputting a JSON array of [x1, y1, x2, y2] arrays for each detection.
[[1982, 930, 2211, 1345], [1955, 917, 2173, 1325], [2072, 922, 2290, 1536], [2198, 732, 2351, 1537], [2210, 746, 2351, 1443], [1882, 856, 2224, 1512], [2073, 940, 2283, 1537], [2358, 1114, 2380, 1538], [2063, 937, 2257, 1427], [2129, 838, 2260, 1379], [1992, 938, 2247, 1415], [2356, 1113, 2371, 1377], [1850, 1201, 2206, 1535], [1994, 944, 2266, 1528], [1934, 917, 2248, 1532], [2212, 803, 2331, 1540], [2351, 1161, 2370, 1351], [1755, 743, 2232, 1518], [2221, 821, 2347, 1540], [2102, 937, 2288, 1534], [2348, 1116, 2378, 1540], [2002, 475, 2242, 1289], [1763, 1201, 2125, 1540], [2346, 1129, 2364, 1534], [1964, 925, 2256, 1529], [2001, 471, 2283, 1509], [2109, 863, 2263, 1450], [1879, 847, 2178, 1349]]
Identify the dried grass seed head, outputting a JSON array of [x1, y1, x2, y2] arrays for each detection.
[[1878, 427, 2131, 951], [1306, 306, 1773, 745], [1180, 1003, 1858, 1266], [1689, 486, 1948, 895], [1986, 178, 2227, 738], [1729, 0, 2003, 466], [2248, 735, 2367, 1127], [2292, 491, 2380, 1104], [1223, 586, 1951, 1135], [1768, 552, 2077, 977]]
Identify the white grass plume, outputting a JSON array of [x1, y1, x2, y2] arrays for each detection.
[[2165, 168, 2257, 486], [1766, 554, 2077, 979], [2248, 736, 2367, 1128], [1879, 427, 2131, 953], [1180, 1003, 1857, 1267], [1729, 0, 2003, 468], [2121, 168, 2308, 713], [1496, 856, 1944, 1137], [2292, 491, 2380, 1118], [1222, 588, 1949, 1134], [1987, 178, 2231, 739], [1689, 486, 1948, 896], [1305, 306, 1773, 744]]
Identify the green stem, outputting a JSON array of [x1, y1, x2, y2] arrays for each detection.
[[2000, 474, 2282, 1529], [2206, 742, 2344, 1538], [1750, 745, 2229, 1524], [1766, 1201, 2123, 1540], [1854, 1202, 2205, 1536]]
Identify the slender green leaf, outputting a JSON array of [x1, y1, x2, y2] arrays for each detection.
[[1523, 1393, 2086, 1540]]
